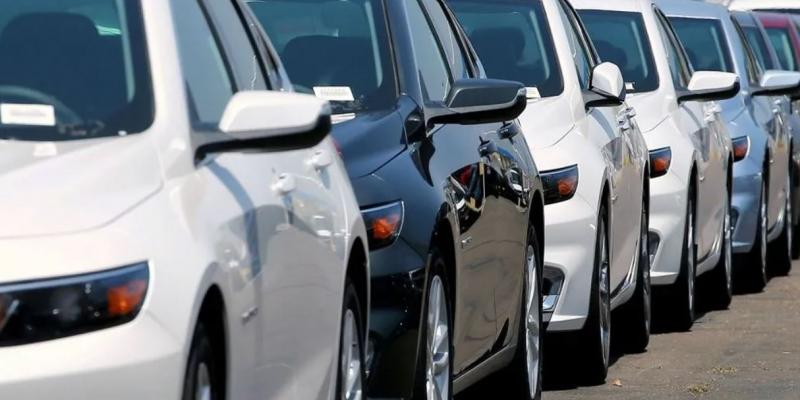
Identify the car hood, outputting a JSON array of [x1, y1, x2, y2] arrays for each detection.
[[0, 136, 162, 239], [331, 110, 406, 179], [517, 97, 575, 150]]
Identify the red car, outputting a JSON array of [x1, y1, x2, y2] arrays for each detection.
[[757, 12, 800, 71]]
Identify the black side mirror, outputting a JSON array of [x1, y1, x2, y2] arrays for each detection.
[[428, 79, 527, 126]]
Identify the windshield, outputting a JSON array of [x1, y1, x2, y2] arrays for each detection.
[[742, 26, 777, 70], [669, 17, 733, 73], [0, 0, 153, 141], [579, 10, 659, 93], [449, 0, 563, 98], [766, 27, 799, 71], [245, 0, 396, 115]]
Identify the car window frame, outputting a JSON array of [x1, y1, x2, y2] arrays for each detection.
[[732, 17, 762, 87], [654, 7, 693, 90], [555, 0, 597, 90]]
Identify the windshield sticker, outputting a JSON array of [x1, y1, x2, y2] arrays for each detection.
[[33, 142, 58, 158], [526, 87, 541, 100], [0, 104, 56, 127], [313, 86, 355, 102], [626, 82, 635, 91]]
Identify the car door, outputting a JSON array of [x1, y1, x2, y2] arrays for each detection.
[[193, 1, 346, 398], [556, 0, 636, 290], [402, 0, 502, 373]]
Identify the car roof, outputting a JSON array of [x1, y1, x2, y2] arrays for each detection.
[[730, 0, 800, 11], [658, 0, 729, 20], [571, 0, 650, 13], [756, 11, 793, 28], [731, 10, 758, 27]]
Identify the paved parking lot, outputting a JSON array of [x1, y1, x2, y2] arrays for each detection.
[[459, 261, 800, 399]]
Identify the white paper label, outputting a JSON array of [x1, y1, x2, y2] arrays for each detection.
[[625, 82, 635, 91], [313, 86, 355, 102], [0, 104, 56, 126], [525, 87, 541, 100]]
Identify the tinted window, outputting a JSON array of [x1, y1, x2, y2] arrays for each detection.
[[421, 0, 470, 79], [654, 9, 691, 89], [742, 26, 777, 70], [557, 0, 593, 90], [670, 17, 733, 73], [246, 0, 396, 113], [203, 0, 267, 90], [0, 0, 153, 141], [406, 0, 452, 102], [766, 28, 798, 71], [580, 10, 659, 93], [450, 0, 563, 97], [174, 0, 235, 130]]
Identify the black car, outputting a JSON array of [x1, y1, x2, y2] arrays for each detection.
[[247, 0, 546, 398]]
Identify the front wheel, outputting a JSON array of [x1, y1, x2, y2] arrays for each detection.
[[506, 226, 543, 399], [737, 178, 768, 292], [707, 184, 733, 309], [182, 323, 223, 400], [338, 281, 366, 400], [618, 196, 651, 353], [415, 249, 453, 400], [666, 187, 696, 331], [769, 172, 793, 276]]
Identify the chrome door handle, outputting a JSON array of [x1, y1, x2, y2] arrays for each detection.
[[273, 173, 296, 195], [309, 149, 333, 169]]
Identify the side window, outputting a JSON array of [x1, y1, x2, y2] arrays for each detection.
[[555, 0, 593, 89], [654, 9, 691, 89], [734, 19, 761, 86], [202, 0, 268, 90], [174, 0, 235, 130], [420, 0, 471, 79], [407, 0, 452, 102]]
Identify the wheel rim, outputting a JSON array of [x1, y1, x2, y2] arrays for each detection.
[[724, 193, 732, 294], [524, 244, 541, 398], [599, 223, 611, 367], [426, 276, 450, 400], [640, 206, 652, 333], [760, 184, 768, 277], [786, 174, 793, 260], [687, 202, 696, 314], [195, 362, 212, 400], [340, 309, 363, 400]]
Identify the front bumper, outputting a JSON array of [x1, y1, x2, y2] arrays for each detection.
[[649, 170, 688, 286], [542, 192, 597, 332], [365, 238, 426, 398], [0, 312, 182, 399]]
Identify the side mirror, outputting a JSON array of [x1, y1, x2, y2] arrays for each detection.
[[195, 91, 331, 161], [584, 62, 626, 109], [428, 79, 527, 125], [677, 71, 740, 103], [752, 70, 800, 97]]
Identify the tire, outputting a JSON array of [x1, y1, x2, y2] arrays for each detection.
[[337, 280, 366, 400], [415, 249, 453, 400], [707, 184, 733, 310], [668, 186, 696, 331], [617, 196, 651, 353], [505, 225, 543, 399], [182, 322, 223, 400], [769, 171, 793, 276], [577, 204, 611, 384], [791, 165, 800, 260], [737, 179, 768, 292]]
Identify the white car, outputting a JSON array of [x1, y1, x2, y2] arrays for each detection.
[[452, 0, 650, 383], [575, 0, 737, 329], [0, 1, 369, 400]]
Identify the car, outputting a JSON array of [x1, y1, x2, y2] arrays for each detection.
[[574, 0, 737, 330], [244, 0, 546, 398], [0, 0, 371, 399], [661, 0, 800, 290], [734, 10, 800, 264], [450, 0, 650, 383], [730, 0, 800, 15]]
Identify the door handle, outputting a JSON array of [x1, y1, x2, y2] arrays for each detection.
[[273, 173, 296, 195], [309, 149, 333, 169]]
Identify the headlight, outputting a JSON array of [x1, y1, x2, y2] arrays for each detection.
[[362, 202, 404, 250], [541, 165, 579, 205], [649, 147, 672, 178], [732, 136, 749, 162], [0, 262, 149, 346]]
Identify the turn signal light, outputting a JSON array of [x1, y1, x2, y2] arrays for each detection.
[[542, 165, 579, 205], [649, 147, 672, 178], [362, 202, 404, 250], [732, 136, 749, 162]]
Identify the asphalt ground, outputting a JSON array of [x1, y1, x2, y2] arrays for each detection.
[[458, 260, 800, 399]]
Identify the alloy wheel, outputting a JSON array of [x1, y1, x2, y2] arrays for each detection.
[[340, 309, 363, 400], [687, 202, 696, 317], [426, 276, 450, 400], [786, 174, 793, 261], [195, 362, 212, 400], [524, 244, 541, 398], [599, 225, 611, 367], [724, 194, 733, 294], [760, 184, 768, 277], [640, 206, 652, 335]]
